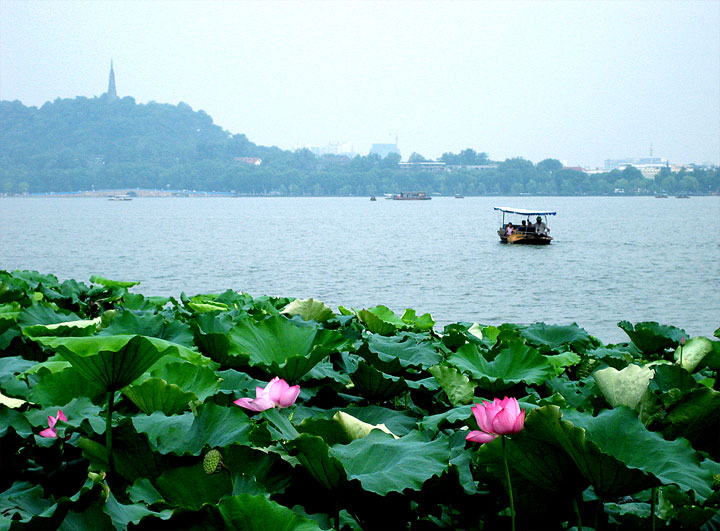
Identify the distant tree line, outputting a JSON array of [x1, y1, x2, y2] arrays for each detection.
[[1, 96, 718, 196]]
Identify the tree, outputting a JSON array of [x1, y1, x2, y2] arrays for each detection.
[[408, 152, 427, 163], [536, 158, 563, 174]]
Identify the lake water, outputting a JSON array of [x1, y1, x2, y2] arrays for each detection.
[[2, 195, 718, 344]]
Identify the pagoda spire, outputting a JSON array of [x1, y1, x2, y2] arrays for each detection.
[[107, 60, 117, 101]]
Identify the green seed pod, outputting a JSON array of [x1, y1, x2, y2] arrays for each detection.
[[203, 449, 223, 474]]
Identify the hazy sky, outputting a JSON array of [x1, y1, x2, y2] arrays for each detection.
[[1, 0, 718, 167]]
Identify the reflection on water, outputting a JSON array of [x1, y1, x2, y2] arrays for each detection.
[[2, 195, 719, 343]]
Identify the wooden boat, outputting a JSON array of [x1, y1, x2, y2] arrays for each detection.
[[370, 196, 377, 201], [454, 194, 464, 199], [108, 195, 132, 201], [386, 191, 431, 200], [494, 206, 556, 245]]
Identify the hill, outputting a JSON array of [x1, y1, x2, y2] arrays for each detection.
[[1, 96, 717, 195]]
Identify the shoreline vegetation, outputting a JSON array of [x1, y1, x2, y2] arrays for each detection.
[[1, 269, 719, 529], [2, 97, 719, 197]]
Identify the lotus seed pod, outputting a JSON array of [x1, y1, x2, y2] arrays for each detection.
[[203, 449, 223, 474]]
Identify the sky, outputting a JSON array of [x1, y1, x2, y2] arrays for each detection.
[[1, 0, 718, 167]]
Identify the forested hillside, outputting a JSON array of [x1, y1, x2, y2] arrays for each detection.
[[1, 96, 718, 195]]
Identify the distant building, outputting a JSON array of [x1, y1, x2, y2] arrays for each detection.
[[308, 142, 357, 158], [604, 157, 666, 171], [370, 143, 400, 158], [234, 157, 262, 165], [106, 60, 118, 101], [398, 161, 446, 172]]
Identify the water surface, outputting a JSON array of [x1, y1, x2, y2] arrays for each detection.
[[2, 195, 718, 343]]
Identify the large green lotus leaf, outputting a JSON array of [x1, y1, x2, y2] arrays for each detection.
[[350, 361, 408, 402], [122, 378, 196, 415], [281, 297, 335, 322], [330, 430, 450, 495], [0, 356, 35, 384], [0, 482, 56, 526], [103, 491, 172, 529], [228, 315, 348, 382], [474, 406, 589, 495], [30, 335, 177, 391], [22, 318, 101, 338], [660, 387, 720, 444], [593, 364, 655, 409], [287, 433, 347, 490], [155, 463, 233, 511], [428, 365, 475, 406], [89, 275, 140, 289], [618, 321, 686, 356], [419, 404, 474, 434], [339, 406, 418, 437], [223, 445, 294, 495], [0, 408, 33, 438], [147, 361, 221, 401], [190, 312, 235, 366], [218, 493, 322, 531], [401, 308, 435, 332], [448, 342, 554, 391], [520, 323, 592, 352], [29, 366, 105, 406], [132, 403, 252, 455], [544, 351, 582, 375], [674, 337, 714, 372], [98, 310, 194, 348], [17, 303, 80, 327], [356, 305, 407, 335], [648, 363, 697, 393], [561, 406, 713, 501], [364, 333, 443, 372]]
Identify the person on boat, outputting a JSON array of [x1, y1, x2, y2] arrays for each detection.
[[505, 223, 514, 236], [533, 216, 549, 236], [520, 220, 527, 232]]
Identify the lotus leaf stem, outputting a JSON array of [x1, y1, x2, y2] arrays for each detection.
[[502, 435, 515, 531], [106, 390, 114, 470], [651, 487, 656, 531], [572, 496, 583, 531]]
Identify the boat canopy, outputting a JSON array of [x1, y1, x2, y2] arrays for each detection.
[[493, 207, 557, 216]]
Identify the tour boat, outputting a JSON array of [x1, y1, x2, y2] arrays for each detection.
[[108, 195, 132, 201], [494, 206, 556, 245], [386, 191, 431, 200]]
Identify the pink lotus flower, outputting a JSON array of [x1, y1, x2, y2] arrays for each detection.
[[466, 397, 525, 443], [234, 377, 300, 412], [39, 410, 67, 438]]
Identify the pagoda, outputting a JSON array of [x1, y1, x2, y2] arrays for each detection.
[[106, 60, 118, 101]]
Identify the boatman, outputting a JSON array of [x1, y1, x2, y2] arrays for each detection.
[[534, 216, 549, 236]]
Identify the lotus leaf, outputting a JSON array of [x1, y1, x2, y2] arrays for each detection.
[[155, 463, 233, 511], [521, 323, 592, 352], [448, 342, 555, 391], [287, 433, 347, 490], [618, 321, 686, 356], [99, 310, 194, 348], [674, 336, 714, 372], [401, 308, 435, 331], [333, 411, 398, 440], [561, 407, 713, 501], [330, 430, 450, 495], [228, 315, 347, 382], [428, 365, 475, 406], [356, 305, 407, 335], [350, 361, 408, 402], [281, 297, 335, 322], [89, 275, 140, 289], [218, 493, 322, 531], [29, 366, 105, 406], [147, 361, 221, 401], [122, 378, 196, 415], [30, 335, 179, 391], [364, 333, 442, 372], [593, 364, 655, 409], [133, 403, 252, 455]]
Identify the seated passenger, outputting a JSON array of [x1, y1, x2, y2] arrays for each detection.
[[520, 220, 528, 232], [534, 216, 549, 236], [505, 222, 514, 236]]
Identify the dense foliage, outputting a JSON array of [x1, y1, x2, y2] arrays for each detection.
[[1, 269, 719, 529], [2, 97, 718, 196]]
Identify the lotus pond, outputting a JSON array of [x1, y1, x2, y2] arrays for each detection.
[[1, 270, 719, 530]]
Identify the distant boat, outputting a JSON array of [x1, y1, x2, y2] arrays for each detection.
[[655, 195, 668, 198], [494, 206, 555, 245], [108, 195, 132, 201], [675, 195, 690, 198], [370, 196, 377, 201], [454, 194, 465, 199], [386, 191, 431, 200]]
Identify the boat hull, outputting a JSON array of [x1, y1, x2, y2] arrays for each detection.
[[499, 231, 552, 245]]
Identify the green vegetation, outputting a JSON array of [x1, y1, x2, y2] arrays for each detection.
[[2, 97, 718, 195], [1, 269, 719, 529]]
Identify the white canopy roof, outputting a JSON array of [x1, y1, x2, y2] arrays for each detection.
[[493, 206, 557, 216]]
